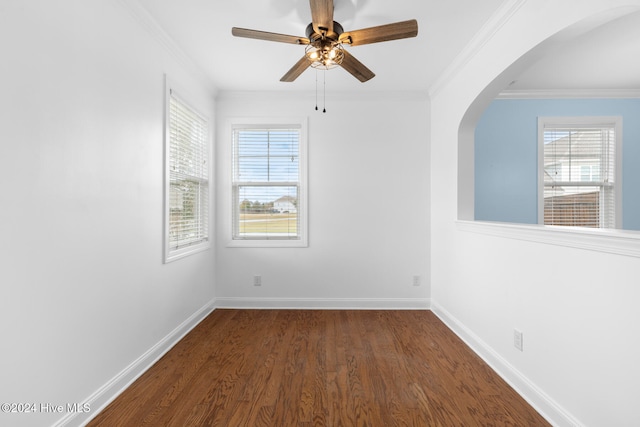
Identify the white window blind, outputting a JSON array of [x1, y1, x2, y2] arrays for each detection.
[[542, 123, 616, 228], [165, 90, 209, 260], [232, 127, 301, 240]]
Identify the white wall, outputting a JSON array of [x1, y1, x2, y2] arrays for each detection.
[[0, 1, 216, 426], [13, 1, 640, 426], [215, 91, 430, 308], [430, 1, 640, 426]]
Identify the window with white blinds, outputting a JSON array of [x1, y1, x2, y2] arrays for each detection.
[[164, 87, 210, 262], [231, 120, 307, 246], [539, 117, 621, 229]]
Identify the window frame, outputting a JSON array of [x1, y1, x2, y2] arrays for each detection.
[[537, 116, 622, 229], [163, 78, 212, 262], [227, 117, 308, 248]]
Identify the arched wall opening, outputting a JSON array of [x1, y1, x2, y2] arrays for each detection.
[[457, 6, 640, 222]]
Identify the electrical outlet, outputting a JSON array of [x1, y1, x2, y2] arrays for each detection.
[[514, 329, 523, 351], [253, 275, 262, 286], [412, 275, 421, 286]]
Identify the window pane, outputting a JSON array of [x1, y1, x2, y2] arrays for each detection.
[[580, 165, 591, 182], [169, 179, 209, 246], [544, 129, 606, 183], [235, 129, 299, 183], [234, 185, 298, 239], [544, 185, 600, 227]]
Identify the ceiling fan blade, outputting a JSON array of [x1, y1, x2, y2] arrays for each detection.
[[280, 56, 311, 82], [340, 50, 375, 82], [339, 19, 418, 46], [309, 0, 334, 34], [232, 27, 309, 45]]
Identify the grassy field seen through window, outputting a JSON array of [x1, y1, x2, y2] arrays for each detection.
[[238, 213, 297, 235]]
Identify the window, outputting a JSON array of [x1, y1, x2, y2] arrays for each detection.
[[539, 117, 621, 229], [230, 119, 307, 247], [164, 83, 210, 262], [580, 165, 600, 182]]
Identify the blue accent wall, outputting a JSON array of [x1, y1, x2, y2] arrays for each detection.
[[474, 98, 640, 230]]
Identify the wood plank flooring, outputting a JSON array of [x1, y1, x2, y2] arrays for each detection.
[[88, 310, 550, 426]]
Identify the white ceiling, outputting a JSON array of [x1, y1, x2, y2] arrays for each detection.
[[508, 10, 640, 92], [133, 1, 640, 94], [135, 0, 504, 93]]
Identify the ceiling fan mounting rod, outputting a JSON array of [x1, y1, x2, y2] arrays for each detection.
[[305, 21, 343, 44]]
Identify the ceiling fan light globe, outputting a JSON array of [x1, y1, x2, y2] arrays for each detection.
[[305, 45, 319, 61], [305, 44, 342, 69]]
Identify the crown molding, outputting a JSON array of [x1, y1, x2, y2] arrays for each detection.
[[114, 0, 218, 96], [215, 89, 430, 103], [497, 88, 640, 99], [428, 0, 527, 98]]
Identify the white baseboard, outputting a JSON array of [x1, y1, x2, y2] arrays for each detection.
[[54, 299, 216, 427], [58, 298, 575, 426], [214, 297, 430, 310], [430, 301, 581, 427]]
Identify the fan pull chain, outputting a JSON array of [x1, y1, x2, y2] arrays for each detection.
[[315, 69, 319, 111], [323, 71, 326, 113]]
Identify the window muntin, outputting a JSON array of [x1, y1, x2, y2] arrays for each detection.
[[231, 123, 307, 245], [164, 86, 210, 262], [539, 118, 620, 229]]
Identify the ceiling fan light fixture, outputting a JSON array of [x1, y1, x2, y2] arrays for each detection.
[[305, 42, 344, 70]]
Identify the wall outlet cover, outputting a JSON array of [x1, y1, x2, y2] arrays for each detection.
[[514, 329, 523, 351]]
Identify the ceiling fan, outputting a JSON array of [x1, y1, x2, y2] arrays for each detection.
[[231, 0, 418, 83]]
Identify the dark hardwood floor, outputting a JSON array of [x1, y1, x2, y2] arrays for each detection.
[[88, 310, 550, 426]]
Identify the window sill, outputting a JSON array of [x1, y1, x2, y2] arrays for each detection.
[[456, 220, 640, 258], [226, 238, 308, 248], [164, 241, 211, 263]]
